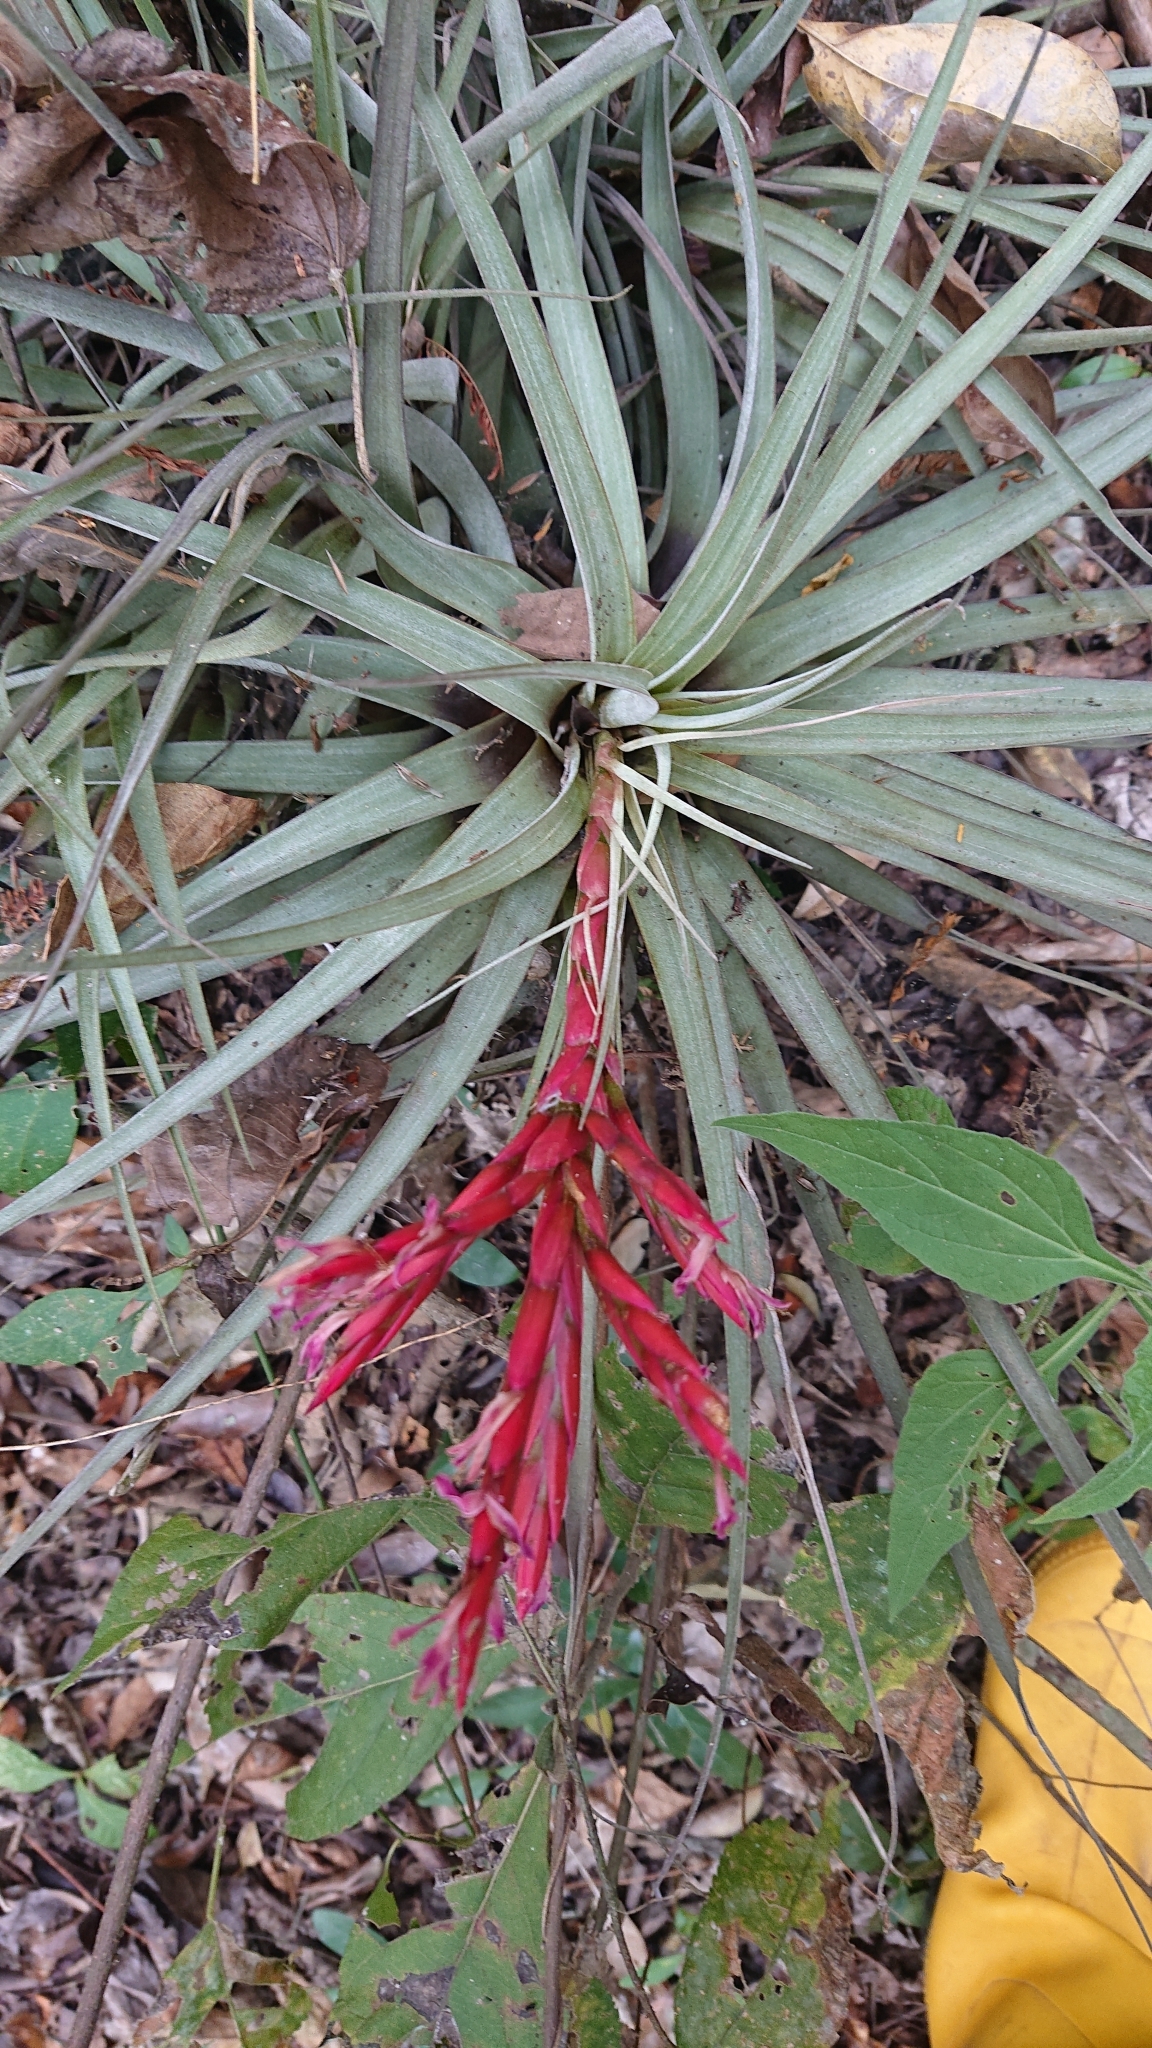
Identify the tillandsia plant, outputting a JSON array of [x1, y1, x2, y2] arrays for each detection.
[[1, 0, 1152, 2036]]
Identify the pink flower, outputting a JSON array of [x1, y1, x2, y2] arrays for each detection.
[[268, 745, 778, 1709]]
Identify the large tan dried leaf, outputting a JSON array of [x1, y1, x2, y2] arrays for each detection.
[[500, 587, 660, 660], [49, 783, 261, 950], [880, 1662, 1002, 1877], [801, 17, 1122, 180], [142, 1035, 388, 1230], [0, 31, 368, 313], [886, 206, 1056, 463]]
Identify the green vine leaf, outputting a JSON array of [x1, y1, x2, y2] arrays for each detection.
[[335, 1765, 548, 2045], [595, 1347, 790, 1539], [675, 1790, 847, 2046], [0, 1271, 182, 1383], [887, 1297, 1119, 1610], [783, 1496, 964, 1729], [723, 1116, 1133, 1302]]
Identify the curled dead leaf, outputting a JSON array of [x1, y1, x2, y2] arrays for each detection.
[[1111, 0, 1152, 65], [1011, 743, 1094, 804], [969, 1497, 1035, 1642], [801, 17, 1122, 181], [0, 478, 190, 605], [0, 31, 368, 313], [142, 1034, 387, 1230], [734, 1633, 874, 1758], [885, 206, 1056, 463], [880, 1662, 1003, 1878], [49, 783, 261, 950], [717, 29, 808, 168], [0, 403, 49, 466]]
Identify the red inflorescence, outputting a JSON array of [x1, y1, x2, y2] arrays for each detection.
[[269, 747, 774, 1709]]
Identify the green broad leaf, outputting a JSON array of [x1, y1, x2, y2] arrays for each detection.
[[233, 1500, 415, 1649], [0, 1076, 77, 1194], [312, 1909, 356, 1956], [285, 1593, 515, 1840], [724, 1117, 1131, 1302], [784, 1496, 964, 1729], [839, 1203, 924, 1278], [675, 1793, 845, 2047], [474, 1684, 550, 1732], [888, 1085, 957, 1127], [650, 1700, 762, 1793], [335, 1765, 548, 2046], [0, 1272, 181, 1381], [595, 1348, 790, 1539], [1034, 1333, 1152, 1526], [449, 1238, 521, 1287], [888, 1351, 1019, 1616], [169, 1918, 308, 2046], [1061, 352, 1144, 387], [164, 1214, 192, 1259], [86, 1752, 141, 1799], [66, 1515, 255, 1683], [364, 1876, 400, 1929], [0, 1735, 71, 1791], [565, 1978, 621, 2048], [75, 1777, 131, 1849], [403, 1495, 466, 1554]]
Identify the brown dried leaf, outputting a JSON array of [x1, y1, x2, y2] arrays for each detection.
[[1011, 743, 1094, 803], [49, 783, 261, 950], [717, 30, 808, 168], [106, 1671, 161, 1746], [880, 1662, 1002, 1877], [499, 587, 659, 660], [0, 31, 369, 313], [885, 206, 1056, 461], [141, 1034, 387, 1230], [0, 402, 49, 465], [1111, 0, 1152, 64], [969, 1497, 1035, 1642], [801, 17, 1122, 180], [1068, 24, 1127, 67], [902, 936, 1053, 1010]]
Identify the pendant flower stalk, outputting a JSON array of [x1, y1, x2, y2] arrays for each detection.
[[270, 744, 774, 1708]]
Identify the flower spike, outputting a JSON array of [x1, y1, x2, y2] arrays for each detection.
[[268, 744, 779, 1707]]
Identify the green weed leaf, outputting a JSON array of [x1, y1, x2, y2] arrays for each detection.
[[66, 1515, 254, 1683], [169, 1919, 309, 2046], [233, 1500, 419, 1650], [724, 1117, 1131, 1301], [286, 1593, 514, 1839], [1034, 1331, 1152, 1526], [335, 1765, 547, 2044], [0, 1076, 76, 1194], [784, 1496, 964, 1728], [0, 1735, 70, 1791], [675, 1792, 845, 2046], [889, 1298, 1131, 1598]]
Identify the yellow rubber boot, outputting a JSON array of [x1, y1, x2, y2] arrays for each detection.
[[924, 1530, 1152, 2048]]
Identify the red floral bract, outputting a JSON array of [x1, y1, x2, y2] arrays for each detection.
[[270, 747, 773, 1708]]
